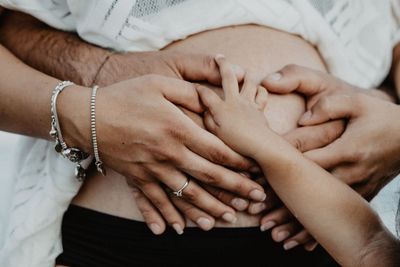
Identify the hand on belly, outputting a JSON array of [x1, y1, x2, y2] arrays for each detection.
[[73, 25, 327, 228]]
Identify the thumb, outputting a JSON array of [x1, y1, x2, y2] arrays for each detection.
[[298, 94, 360, 126], [175, 53, 245, 85], [303, 140, 347, 170], [262, 64, 330, 96]]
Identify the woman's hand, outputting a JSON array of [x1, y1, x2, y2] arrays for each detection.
[[59, 74, 266, 234]]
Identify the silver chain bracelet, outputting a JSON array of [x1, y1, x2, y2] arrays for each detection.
[[91, 85, 106, 176], [50, 81, 90, 181]]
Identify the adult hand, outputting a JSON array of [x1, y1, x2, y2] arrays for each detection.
[[60, 74, 266, 235], [262, 64, 400, 200], [95, 50, 243, 86]]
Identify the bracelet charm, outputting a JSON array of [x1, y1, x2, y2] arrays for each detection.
[[50, 81, 90, 181]]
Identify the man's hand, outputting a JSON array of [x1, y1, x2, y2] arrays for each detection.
[[263, 64, 400, 200]]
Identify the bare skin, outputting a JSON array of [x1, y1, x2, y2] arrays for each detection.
[[1, 10, 397, 259], [72, 25, 326, 227], [198, 57, 400, 267]]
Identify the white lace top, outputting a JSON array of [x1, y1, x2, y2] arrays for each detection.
[[1, 1, 400, 266]]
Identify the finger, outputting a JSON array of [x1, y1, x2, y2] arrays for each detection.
[[298, 94, 360, 126], [152, 75, 205, 113], [131, 187, 166, 235], [304, 140, 349, 169], [140, 182, 186, 234], [215, 55, 240, 99], [255, 86, 269, 110], [147, 164, 237, 222], [271, 221, 301, 243], [248, 186, 279, 214], [304, 240, 319, 251], [260, 207, 293, 232], [204, 111, 218, 134], [180, 149, 266, 202], [196, 85, 222, 115], [261, 64, 333, 96], [203, 184, 250, 211], [283, 120, 345, 153], [283, 230, 314, 250], [174, 53, 245, 85], [241, 72, 259, 100], [171, 198, 216, 231], [183, 121, 254, 170]]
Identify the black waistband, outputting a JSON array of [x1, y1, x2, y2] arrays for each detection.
[[56, 204, 338, 267]]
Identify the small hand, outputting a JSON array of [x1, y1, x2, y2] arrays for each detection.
[[197, 55, 272, 159], [263, 64, 400, 200]]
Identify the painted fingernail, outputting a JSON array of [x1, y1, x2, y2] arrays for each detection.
[[172, 223, 184, 235], [250, 202, 267, 214], [276, 231, 290, 242], [196, 217, 213, 231], [231, 198, 249, 211], [222, 212, 237, 223], [260, 221, 276, 232], [249, 189, 267, 202], [149, 223, 162, 235], [267, 72, 282, 81], [215, 54, 225, 60], [299, 110, 312, 124], [284, 241, 299, 250]]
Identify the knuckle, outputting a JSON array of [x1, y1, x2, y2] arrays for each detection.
[[182, 186, 198, 203], [203, 55, 217, 71], [293, 137, 305, 151], [283, 64, 301, 74], [232, 179, 247, 194], [201, 172, 219, 186], [209, 148, 230, 164]]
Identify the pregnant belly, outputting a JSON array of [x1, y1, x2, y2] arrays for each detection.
[[72, 24, 326, 227]]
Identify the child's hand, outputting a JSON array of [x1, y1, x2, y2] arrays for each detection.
[[197, 55, 271, 158]]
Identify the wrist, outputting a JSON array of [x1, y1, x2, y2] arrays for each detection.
[[57, 84, 92, 154]]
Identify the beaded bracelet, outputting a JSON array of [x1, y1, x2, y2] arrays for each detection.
[[50, 81, 90, 181]]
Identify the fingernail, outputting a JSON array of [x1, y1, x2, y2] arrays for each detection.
[[260, 221, 276, 232], [231, 198, 249, 211], [222, 212, 237, 223], [299, 110, 312, 124], [305, 242, 318, 251], [284, 241, 299, 250], [249, 202, 267, 214], [215, 54, 225, 60], [276, 231, 290, 242], [196, 217, 213, 231], [267, 72, 282, 81], [249, 189, 267, 202], [172, 223, 184, 235], [149, 223, 162, 235]]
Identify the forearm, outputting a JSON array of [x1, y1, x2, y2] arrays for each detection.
[[255, 135, 388, 266], [0, 10, 111, 86], [0, 44, 89, 141]]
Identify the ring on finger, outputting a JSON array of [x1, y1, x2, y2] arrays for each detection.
[[172, 178, 190, 197]]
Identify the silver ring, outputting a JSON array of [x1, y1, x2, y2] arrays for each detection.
[[172, 179, 190, 197]]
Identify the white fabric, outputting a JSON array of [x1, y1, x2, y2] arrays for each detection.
[[0, 0, 400, 266]]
